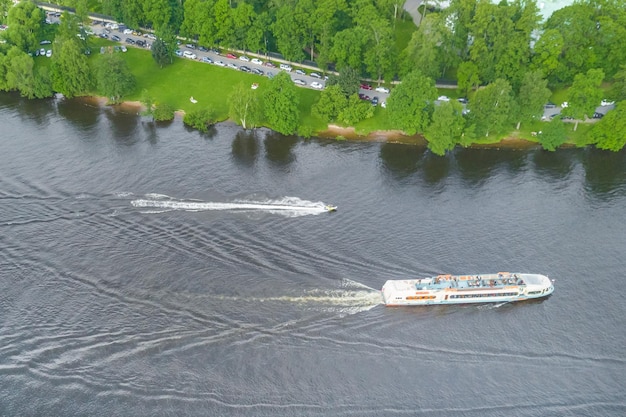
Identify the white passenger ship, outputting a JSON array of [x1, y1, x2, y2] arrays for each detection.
[[382, 272, 554, 306]]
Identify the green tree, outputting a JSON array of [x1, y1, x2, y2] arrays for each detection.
[[608, 65, 626, 102], [50, 16, 93, 98], [386, 70, 437, 135], [312, 84, 348, 122], [5, 1, 43, 52], [338, 93, 374, 126], [214, 0, 235, 46], [424, 100, 466, 156], [401, 14, 444, 79], [4, 46, 36, 98], [330, 27, 369, 73], [538, 117, 567, 151], [32, 66, 54, 99], [152, 25, 177, 67], [263, 72, 300, 135], [96, 52, 136, 103], [467, 78, 514, 137], [232, 1, 255, 50], [326, 66, 361, 97], [530, 29, 563, 85], [589, 101, 626, 151], [228, 82, 262, 129], [272, 5, 305, 62], [563, 68, 604, 131], [144, 0, 172, 29], [140, 89, 155, 118], [457, 61, 480, 98], [517, 70, 551, 129]]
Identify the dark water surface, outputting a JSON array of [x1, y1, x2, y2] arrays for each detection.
[[1, 93, 625, 416]]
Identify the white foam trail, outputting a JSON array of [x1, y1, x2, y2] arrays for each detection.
[[131, 196, 334, 217]]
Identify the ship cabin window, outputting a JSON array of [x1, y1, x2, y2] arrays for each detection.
[[528, 290, 541, 295]]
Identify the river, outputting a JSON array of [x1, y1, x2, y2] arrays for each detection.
[[1, 92, 624, 416]]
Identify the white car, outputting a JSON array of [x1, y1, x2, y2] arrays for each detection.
[[214, 60, 225, 67], [600, 99, 614, 106], [251, 58, 263, 65], [293, 79, 306, 86], [310, 72, 321, 78], [311, 81, 323, 89], [227, 63, 237, 69], [183, 50, 196, 59], [239, 55, 250, 62], [45, 49, 52, 57], [437, 95, 450, 102], [295, 69, 306, 75], [123, 28, 133, 34], [279, 63, 292, 72], [375, 86, 390, 93]]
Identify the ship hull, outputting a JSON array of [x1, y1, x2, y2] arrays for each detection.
[[382, 273, 554, 306]]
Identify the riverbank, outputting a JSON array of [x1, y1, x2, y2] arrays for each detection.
[[85, 96, 543, 150]]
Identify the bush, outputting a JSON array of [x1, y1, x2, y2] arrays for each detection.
[[183, 108, 215, 132], [153, 103, 175, 121]]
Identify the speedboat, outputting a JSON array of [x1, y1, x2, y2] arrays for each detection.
[[324, 205, 337, 212]]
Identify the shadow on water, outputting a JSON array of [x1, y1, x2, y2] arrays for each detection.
[[10, 94, 56, 127], [455, 148, 527, 185], [531, 148, 577, 180], [56, 97, 101, 135], [102, 106, 141, 145], [231, 129, 259, 167], [264, 130, 298, 168], [379, 142, 427, 179], [582, 147, 626, 199]]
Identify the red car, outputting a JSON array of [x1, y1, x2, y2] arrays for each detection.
[[360, 83, 372, 90], [226, 53, 237, 59]]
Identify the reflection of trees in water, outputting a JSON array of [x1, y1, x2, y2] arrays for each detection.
[[532, 148, 576, 180], [103, 105, 141, 145], [231, 129, 258, 167], [7, 92, 55, 127], [56, 97, 102, 136], [420, 151, 451, 185], [455, 148, 527, 186], [264, 130, 297, 167], [379, 142, 426, 179], [582, 148, 626, 198]]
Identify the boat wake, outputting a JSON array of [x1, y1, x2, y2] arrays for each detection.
[[215, 280, 383, 315], [130, 194, 335, 217]]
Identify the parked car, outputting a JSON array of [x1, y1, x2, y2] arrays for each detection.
[[360, 83, 372, 90], [310, 72, 321, 79], [120, 45, 127, 52], [264, 62, 276, 68], [111, 35, 121, 41], [375, 86, 389, 93], [544, 101, 556, 108], [561, 101, 568, 108], [39, 48, 45, 56], [201, 56, 213, 63], [239, 55, 250, 62], [227, 63, 237, 69], [437, 95, 450, 102], [185, 43, 195, 49], [123, 28, 133, 34], [239, 65, 251, 72], [214, 60, 225, 67], [295, 69, 306, 75], [293, 79, 306, 86], [125, 37, 134, 44], [175, 49, 183, 56], [371, 96, 379, 106], [135, 40, 146, 47], [183, 50, 197, 59], [198, 46, 208, 52], [593, 112, 604, 119], [251, 58, 263, 65], [40, 40, 51, 45], [226, 53, 237, 59], [252, 68, 264, 75], [311, 81, 323, 89], [600, 99, 614, 106], [280, 63, 292, 72], [458, 97, 469, 104], [45, 49, 52, 57], [146, 33, 157, 40]]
